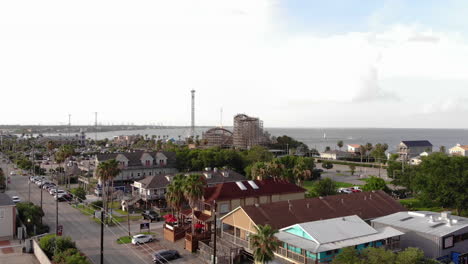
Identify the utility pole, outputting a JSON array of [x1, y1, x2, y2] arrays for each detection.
[[100, 210, 104, 264], [213, 200, 217, 264], [95, 112, 98, 142], [56, 181, 59, 235]]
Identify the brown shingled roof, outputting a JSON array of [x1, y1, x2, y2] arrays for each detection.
[[240, 190, 406, 229], [204, 179, 306, 203]]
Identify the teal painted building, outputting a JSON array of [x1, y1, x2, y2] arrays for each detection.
[[274, 215, 403, 263]]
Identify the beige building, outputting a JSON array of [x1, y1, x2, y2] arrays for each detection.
[[0, 194, 16, 239], [95, 151, 177, 183], [204, 191, 406, 264], [449, 144, 468, 156]]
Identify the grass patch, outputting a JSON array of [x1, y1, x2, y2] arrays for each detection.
[[113, 215, 142, 223], [75, 204, 95, 216], [399, 198, 444, 212]]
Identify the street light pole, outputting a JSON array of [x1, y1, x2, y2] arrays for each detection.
[[100, 210, 104, 264], [213, 200, 217, 264]]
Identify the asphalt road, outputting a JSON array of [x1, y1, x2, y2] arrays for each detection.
[[1, 159, 153, 264]]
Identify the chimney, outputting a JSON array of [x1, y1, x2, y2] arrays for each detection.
[[341, 198, 344, 204], [369, 194, 372, 200], [428, 215, 434, 223], [441, 211, 452, 221], [289, 204, 292, 211], [255, 203, 259, 207], [364, 196, 367, 200], [306, 203, 310, 209], [213, 167, 218, 173]]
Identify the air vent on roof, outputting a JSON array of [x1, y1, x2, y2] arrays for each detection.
[[247, 181, 259, 189], [431, 223, 445, 228], [400, 217, 414, 222], [236, 181, 247, 191]]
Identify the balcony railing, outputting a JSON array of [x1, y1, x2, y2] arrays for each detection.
[[141, 193, 165, 201], [276, 247, 307, 264], [221, 231, 250, 249]]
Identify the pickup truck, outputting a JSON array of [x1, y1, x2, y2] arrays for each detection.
[[142, 211, 160, 222]]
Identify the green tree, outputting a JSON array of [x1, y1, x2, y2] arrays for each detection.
[[413, 153, 468, 215], [337, 140, 344, 150], [249, 225, 279, 264], [245, 146, 274, 164], [182, 174, 205, 233], [349, 164, 356, 176], [325, 146, 331, 152], [70, 187, 86, 201], [16, 202, 45, 235], [439, 146, 446, 153], [0, 168, 5, 190], [362, 247, 395, 264], [394, 247, 425, 264], [54, 236, 76, 256], [314, 178, 337, 197], [331, 247, 360, 264], [362, 176, 389, 192]]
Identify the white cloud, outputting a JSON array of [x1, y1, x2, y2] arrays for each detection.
[[0, 1, 468, 127]]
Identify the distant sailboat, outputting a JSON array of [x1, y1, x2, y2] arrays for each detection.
[[323, 132, 327, 140]]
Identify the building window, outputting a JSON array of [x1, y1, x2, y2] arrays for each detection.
[[0, 208, 4, 219], [219, 203, 230, 214], [145, 160, 151, 166], [137, 173, 140, 177], [143, 172, 145, 176], [443, 236, 454, 249], [326, 250, 333, 255], [364, 242, 370, 247], [149, 172, 152, 176]]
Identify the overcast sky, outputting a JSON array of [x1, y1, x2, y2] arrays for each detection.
[[1, 0, 468, 128]]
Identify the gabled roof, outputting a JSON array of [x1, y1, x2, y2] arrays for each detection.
[[96, 151, 176, 167], [204, 179, 306, 203], [348, 144, 361, 148], [401, 140, 433, 147], [283, 215, 377, 244], [240, 191, 406, 229], [276, 220, 403, 253], [0, 193, 15, 206], [135, 170, 246, 189]]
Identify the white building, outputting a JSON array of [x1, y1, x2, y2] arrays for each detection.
[[372, 211, 468, 263], [0, 194, 16, 239], [347, 144, 361, 153], [449, 144, 468, 157], [320, 150, 352, 160]]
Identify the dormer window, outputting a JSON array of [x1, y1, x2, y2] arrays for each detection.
[[159, 159, 165, 166], [145, 160, 151, 167]]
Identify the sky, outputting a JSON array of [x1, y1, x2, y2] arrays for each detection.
[[1, 0, 468, 128]]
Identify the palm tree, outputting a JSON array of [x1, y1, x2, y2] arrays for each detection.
[[337, 140, 344, 150], [292, 159, 311, 186], [166, 174, 186, 221], [251, 162, 268, 180], [250, 225, 279, 264], [182, 174, 204, 234], [265, 160, 284, 181], [96, 159, 121, 215]]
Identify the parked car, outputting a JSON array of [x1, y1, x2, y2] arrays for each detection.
[[12, 196, 21, 203], [338, 188, 353, 194], [142, 211, 160, 222], [131, 234, 154, 245], [153, 250, 181, 263]]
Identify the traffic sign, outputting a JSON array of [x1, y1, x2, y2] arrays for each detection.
[[140, 222, 150, 231], [57, 225, 63, 236]]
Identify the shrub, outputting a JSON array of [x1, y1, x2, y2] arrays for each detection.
[[54, 236, 76, 255], [71, 187, 87, 201], [53, 248, 90, 264], [39, 234, 56, 258], [90, 200, 103, 210]]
